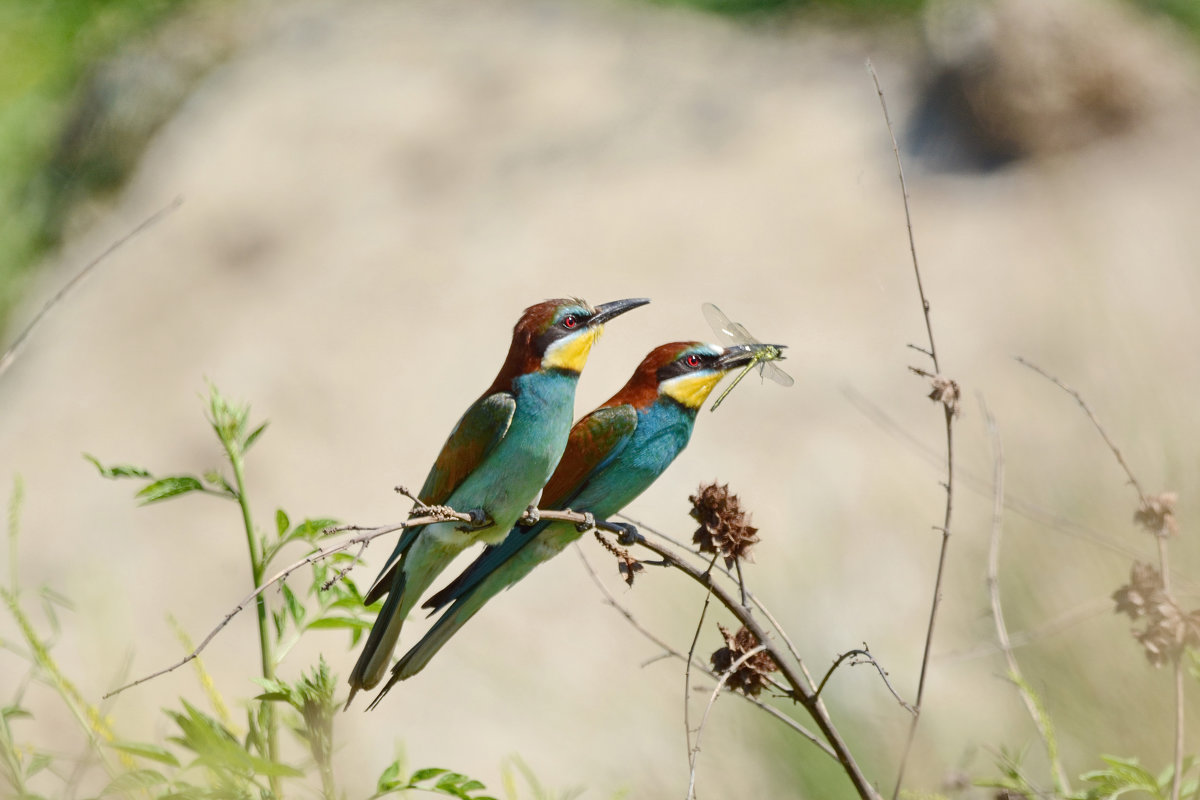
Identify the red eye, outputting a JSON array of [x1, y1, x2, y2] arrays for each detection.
[[685, 353, 702, 368], [562, 315, 578, 329]]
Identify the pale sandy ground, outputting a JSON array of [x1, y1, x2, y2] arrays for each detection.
[[3, 1, 1200, 797]]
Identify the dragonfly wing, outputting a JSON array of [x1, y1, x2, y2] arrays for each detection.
[[728, 321, 757, 345], [761, 360, 794, 386], [701, 303, 740, 346]]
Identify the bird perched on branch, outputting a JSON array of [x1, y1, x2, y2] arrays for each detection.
[[346, 296, 649, 708], [369, 340, 784, 703]]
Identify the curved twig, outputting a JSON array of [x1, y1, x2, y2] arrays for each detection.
[[573, 545, 833, 758], [0, 198, 183, 381], [687, 644, 768, 800], [814, 646, 914, 715]]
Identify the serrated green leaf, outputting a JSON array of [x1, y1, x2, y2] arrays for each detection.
[[282, 583, 305, 626], [108, 740, 182, 767], [275, 509, 290, 538], [84, 454, 153, 480], [411, 767, 449, 783], [136, 476, 205, 505]]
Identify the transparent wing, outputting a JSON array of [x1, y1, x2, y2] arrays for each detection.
[[701, 302, 741, 347], [758, 359, 794, 387], [728, 321, 757, 344]]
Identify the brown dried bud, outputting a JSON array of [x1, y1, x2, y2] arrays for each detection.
[[690, 483, 759, 568], [928, 375, 962, 416], [1113, 561, 1163, 619], [1114, 561, 1200, 666], [1134, 492, 1179, 538], [710, 624, 777, 697]]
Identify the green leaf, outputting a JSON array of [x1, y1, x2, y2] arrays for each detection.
[[411, 767, 449, 783], [282, 583, 305, 626], [244, 422, 269, 451], [101, 768, 169, 795], [377, 760, 406, 792], [136, 476, 205, 505], [108, 740, 182, 767], [275, 509, 290, 538], [305, 616, 372, 632], [84, 454, 152, 479], [26, 752, 52, 778]]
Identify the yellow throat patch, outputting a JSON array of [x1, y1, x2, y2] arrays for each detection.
[[661, 371, 723, 409], [543, 325, 602, 372]]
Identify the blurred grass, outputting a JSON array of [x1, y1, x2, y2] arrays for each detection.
[[0, 0, 187, 337]]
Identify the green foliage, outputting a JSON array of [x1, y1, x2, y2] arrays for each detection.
[[4, 387, 566, 800]]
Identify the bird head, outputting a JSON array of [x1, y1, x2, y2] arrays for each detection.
[[489, 297, 650, 392], [606, 341, 786, 411]]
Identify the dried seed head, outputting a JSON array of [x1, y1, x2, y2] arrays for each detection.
[[1134, 491, 1179, 538], [928, 375, 962, 416], [1113, 561, 1162, 619], [710, 624, 777, 697], [1114, 561, 1200, 666], [690, 483, 759, 568]]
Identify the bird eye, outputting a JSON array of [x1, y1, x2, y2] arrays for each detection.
[[561, 315, 579, 329], [685, 353, 702, 368]]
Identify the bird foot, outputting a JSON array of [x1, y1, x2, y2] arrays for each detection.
[[456, 508, 491, 530], [520, 505, 540, 526], [611, 522, 640, 546], [573, 511, 596, 533]]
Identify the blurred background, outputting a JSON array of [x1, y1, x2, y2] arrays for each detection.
[[2, 0, 1199, 796]]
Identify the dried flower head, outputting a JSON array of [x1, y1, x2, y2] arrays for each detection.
[[1113, 561, 1162, 619], [690, 483, 759, 568], [1113, 561, 1200, 666], [1134, 491, 1179, 538], [928, 375, 962, 416], [710, 624, 777, 697]]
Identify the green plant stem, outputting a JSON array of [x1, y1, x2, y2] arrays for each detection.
[[223, 438, 282, 797]]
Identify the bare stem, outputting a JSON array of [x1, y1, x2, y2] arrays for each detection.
[[981, 396, 1069, 794], [865, 59, 955, 800], [0, 197, 182, 381], [687, 644, 769, 800]]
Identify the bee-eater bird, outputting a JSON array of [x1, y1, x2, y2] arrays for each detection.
[[367, 340, 783, 703], [346, 297, 650, 707]]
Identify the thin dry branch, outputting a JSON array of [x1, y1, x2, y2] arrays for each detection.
[[687, 643, 769, 800], [617, 512, 819, 692], [572, 545, 833, 757], [619, 528, 881, 800], [814, 646, 914, 715], [1013, 357, 1146, 501], [981, 395, 1069, 794], [103, 509, 470, 698], [864, 59, 956, 800], [0, 197, 183, 381]]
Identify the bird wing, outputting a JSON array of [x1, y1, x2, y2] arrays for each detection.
[[363, 390, 517, 606], [420, 403, 638, 614]]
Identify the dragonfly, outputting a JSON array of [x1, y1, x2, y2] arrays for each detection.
[[701, 302, 793, 411]]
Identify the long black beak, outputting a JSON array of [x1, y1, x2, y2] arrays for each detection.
[[717, 343, 787, 370], [590, 297, 651, 326]]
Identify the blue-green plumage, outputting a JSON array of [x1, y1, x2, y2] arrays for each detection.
[[346, 297, 649, 708], [371, 341, 776, 698]]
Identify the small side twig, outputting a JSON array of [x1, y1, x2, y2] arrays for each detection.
[[814, 646, 914, 715]]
